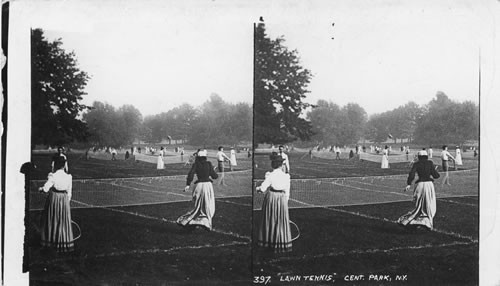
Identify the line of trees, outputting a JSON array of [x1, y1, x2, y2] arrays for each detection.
[[308, 93, 478, 147], [365, 102, 422, 144], [307, 100, 367, 146], [31, 29, 251, 148], [83, 102, 143, 147], [81, 94, 252, 148], [142, 94, 252, 147], [364, 92, 478, 145], [32, 28, 478, 149], [413, 92, 478, 145]]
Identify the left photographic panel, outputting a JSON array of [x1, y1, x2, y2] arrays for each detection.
[[20, 1, 253, 285]]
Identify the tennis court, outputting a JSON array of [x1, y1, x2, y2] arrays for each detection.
[[253, 160, 478, 286], [28, 153, 252, 285]]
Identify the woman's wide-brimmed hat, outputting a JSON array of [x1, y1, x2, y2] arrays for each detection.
[[197, 150, 208, 157]]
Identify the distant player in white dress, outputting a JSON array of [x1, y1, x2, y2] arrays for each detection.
[[454, 146, 463, 166], [381, 147, 389, 169], [157, 147, 165, 169], [229, 148, 237, 171]]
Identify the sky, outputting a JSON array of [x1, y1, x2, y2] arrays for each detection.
[[27, 0, 257, 116], [261, 0, 494, 115], [26, 0, 495, 117]]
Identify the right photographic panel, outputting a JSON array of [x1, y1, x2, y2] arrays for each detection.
[[252, 2, 491, 285]]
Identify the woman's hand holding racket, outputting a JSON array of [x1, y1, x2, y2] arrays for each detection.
[[404, 185, 411, 192], [184, 186, 190, 192]]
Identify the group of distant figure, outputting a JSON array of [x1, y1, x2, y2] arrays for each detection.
[[36, 143, 251, 254], [255, 141, 479, 253]]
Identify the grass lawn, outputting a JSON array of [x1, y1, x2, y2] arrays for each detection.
[[28, 152, 252, 285], [252, 198, 478, 285], [252, 150, 478, 285], [28, 149, 478, 285]]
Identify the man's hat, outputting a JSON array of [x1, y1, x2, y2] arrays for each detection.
[[418, 150, 428, 156], [269, 152, 285, 162]]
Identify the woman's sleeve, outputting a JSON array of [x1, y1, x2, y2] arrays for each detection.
[[431, 163, 440, 179], [209, 162, 218, 179], [67, 175, 73, 199], [259, 175, 272, 193], [186, 164, 196, 186], [284, 174, 291, 200], [406, 164, 417, 185], [41, 173, 55, 192]]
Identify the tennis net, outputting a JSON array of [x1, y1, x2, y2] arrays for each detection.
[[358, 152, 413, 163], [253, 169, 478, 210], [30, 170, 252, 211]]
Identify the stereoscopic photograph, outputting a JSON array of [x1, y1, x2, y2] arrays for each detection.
[[1, 0, 499, 286]]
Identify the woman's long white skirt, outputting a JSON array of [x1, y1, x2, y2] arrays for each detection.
[[176, 182, 215, 230], [258, 191, 292, 252], [455, 152, 463, 165], [397, 181, 437, 229], [381, 155, 389, 169], [157, 156, 164, 169], [230, 155, 237, 167]]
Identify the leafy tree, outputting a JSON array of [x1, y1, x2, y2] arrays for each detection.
[[229, 102, 252, 143], [188, 94, 228, 146], [381, 101, 422, 143], [83, 101, 119, 147], [308, 100, 367, 146], [82, 101, 142, 147], [116, 105, 143, 145], [308, 100, 342, 145], [138, 124, 153, 143], [31, 28, 90, 146], [143, 114, 165, 143], [140, 94, 250, 147], [342, 103, 368, 144], [254, 22, 313, 145], [167, 103, 197, 142], [414, 92, 478, 145], [188, 93, 249, 146], [365, 112, 391, 144]]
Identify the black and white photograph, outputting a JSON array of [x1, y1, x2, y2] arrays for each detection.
[[252, 2, 498, 286], [1, 0, 500, 285]]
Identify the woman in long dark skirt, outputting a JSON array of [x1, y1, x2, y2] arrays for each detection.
[[38, 156, 74, 252], [256, 153, 292, 253], [176, 150, 218, 231], [398, 150, 440, 230]]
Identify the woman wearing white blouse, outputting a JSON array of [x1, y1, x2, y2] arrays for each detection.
[[256, 153, 292, 252], [38, 156, 74, 252], [157, 147, 165, 169], [381, 146, 390, 169]]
